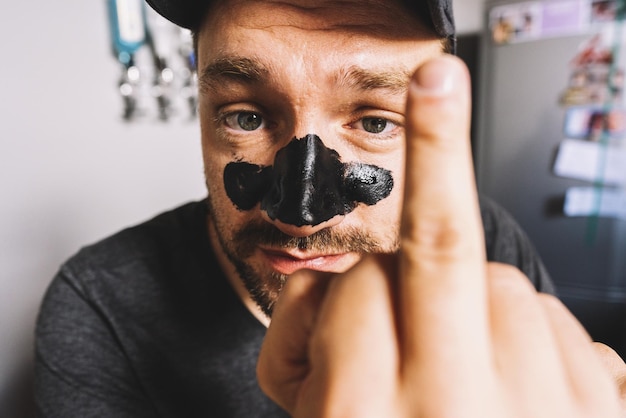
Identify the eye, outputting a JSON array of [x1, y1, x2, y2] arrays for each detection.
[[355, 117, 397, 134], [224, 111, 265, 131], [362, 117, 388, 134]]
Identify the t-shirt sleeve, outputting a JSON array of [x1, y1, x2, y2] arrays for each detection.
[[34, 263, 155, 418], [480, 196, 556, 295]]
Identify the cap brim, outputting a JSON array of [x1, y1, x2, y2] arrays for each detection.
[[145, 0, 455, 38]]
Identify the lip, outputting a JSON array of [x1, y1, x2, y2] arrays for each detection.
[[260, 247, 352, 275]]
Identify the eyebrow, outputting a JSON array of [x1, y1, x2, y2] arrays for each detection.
[[199, 56, 411, 94], [335, 66, 412, 94], [199, 57, 269, 93]]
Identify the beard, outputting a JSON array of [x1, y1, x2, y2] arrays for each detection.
[[206, 198, 398, 317]]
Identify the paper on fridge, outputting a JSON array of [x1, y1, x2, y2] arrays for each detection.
[[554, 138, 626, 185], [564, 186, 626, 219]]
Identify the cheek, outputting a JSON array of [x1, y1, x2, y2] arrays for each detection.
[[345, 158, 404, 241], [205, 164, 257, 242], [369, 179, 403, 224], [364, 160, 404, 232], [201, 146, 244, 222], [202, 154, 223, 196], [201, 126, 232, 194], [390, 165, 405, 207]]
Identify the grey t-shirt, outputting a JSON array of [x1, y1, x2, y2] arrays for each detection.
[[34, 198, 554, 417]]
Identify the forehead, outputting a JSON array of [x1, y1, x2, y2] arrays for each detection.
[[196, 0, 442, 66], [200, 0, 433, 36]]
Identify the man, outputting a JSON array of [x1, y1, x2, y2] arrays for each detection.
[[35, 0, 626, 416]]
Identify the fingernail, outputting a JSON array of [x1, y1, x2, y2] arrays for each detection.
[[411, 56, 458, 96]]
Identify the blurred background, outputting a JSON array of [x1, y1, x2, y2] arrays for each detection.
[[0, 1, 207, 416], [2, 0, 625, 417]]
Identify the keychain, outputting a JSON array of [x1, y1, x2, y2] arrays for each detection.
[[108, 0, 146, 65], [106, 0, 197, 121], [107, 0, 147, 120]]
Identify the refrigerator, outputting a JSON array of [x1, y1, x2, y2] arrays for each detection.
[[475, 0, 626, 355]]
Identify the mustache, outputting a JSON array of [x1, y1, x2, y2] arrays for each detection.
[[231, 220, 385, 258]]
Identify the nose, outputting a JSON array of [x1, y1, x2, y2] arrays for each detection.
[[223, 134, 393, 238], [259, 134, 352, 236]]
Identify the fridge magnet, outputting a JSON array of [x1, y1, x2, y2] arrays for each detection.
[[559, 28, 625, 106], [591, 0, 622, 23], [563, 106, 626, 141], [559, 66, 624, 105], [553, 138, 626, 185], [490, 2, 542, 44], [541, 0, 590, 37], [563, 186, 626, 219], [570, 32, 614, 67]]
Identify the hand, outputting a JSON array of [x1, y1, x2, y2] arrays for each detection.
[[594, 342, 626, 413], [257, 55, 624, 417]]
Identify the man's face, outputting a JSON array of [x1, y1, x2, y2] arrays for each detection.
[[197, 0, 444, 315]]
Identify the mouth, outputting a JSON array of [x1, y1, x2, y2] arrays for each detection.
[[259, 247, 356, 275]]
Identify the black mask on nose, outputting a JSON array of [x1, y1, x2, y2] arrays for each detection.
[[223, 134, 394, 227]]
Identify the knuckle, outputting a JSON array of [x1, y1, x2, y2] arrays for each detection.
[[486, 262, 534, 293], [592, 341, 621, 360], [537, 292, 566, 311], [486, 261, 522, 277], [401, 216, 477, 264]]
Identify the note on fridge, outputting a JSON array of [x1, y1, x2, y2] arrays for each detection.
[[564, 186, 626, 219], [553, 138, 626, 185]]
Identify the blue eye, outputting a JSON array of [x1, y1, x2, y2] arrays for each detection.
[[361, 117, 388, 134], [225, 112, 264, 131], [356, 117, 398, 134]]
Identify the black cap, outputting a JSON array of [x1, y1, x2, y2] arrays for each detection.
[[145, 0, 456, 50]]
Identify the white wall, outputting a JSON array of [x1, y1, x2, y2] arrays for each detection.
[[455, 0, 490, 34], [0, 1, 487, 416], [0, 1, 205, 416]]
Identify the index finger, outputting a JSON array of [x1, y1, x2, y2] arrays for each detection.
[[398, 56, 491, 372]]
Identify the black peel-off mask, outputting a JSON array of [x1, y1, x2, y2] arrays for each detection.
[[224, 134, 394, 227]]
